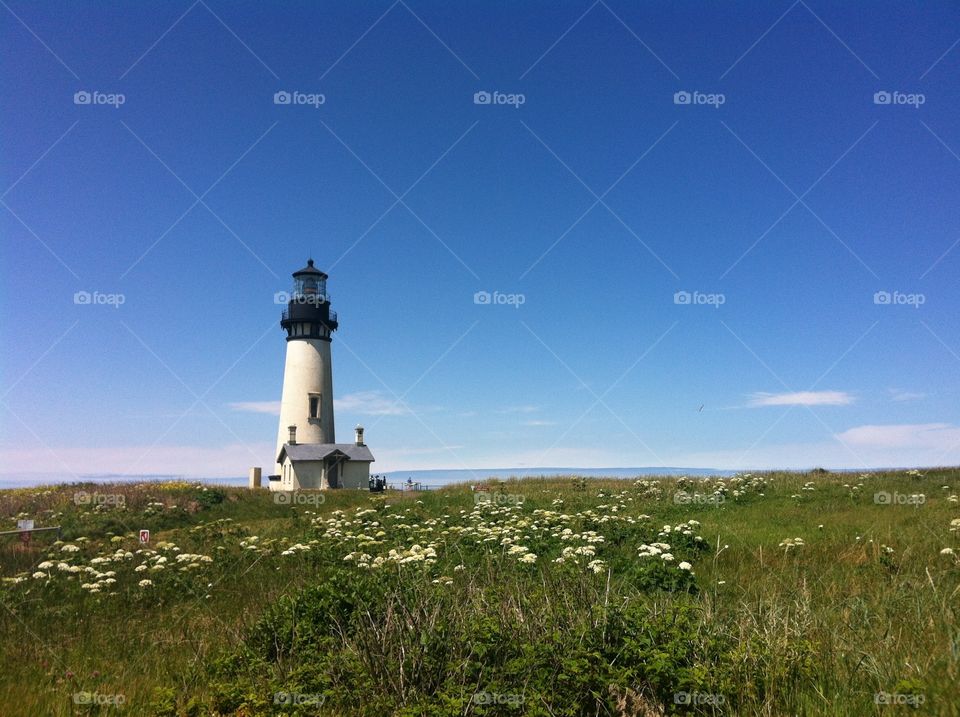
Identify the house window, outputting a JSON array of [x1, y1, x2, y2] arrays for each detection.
[[308, 394, 320, 419]]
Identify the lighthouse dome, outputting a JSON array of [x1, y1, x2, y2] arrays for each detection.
[[292, 258, 328, 279]]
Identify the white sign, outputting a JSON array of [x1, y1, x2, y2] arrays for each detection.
[[17, 520, 34, 531], [139, 529, 150, 544]]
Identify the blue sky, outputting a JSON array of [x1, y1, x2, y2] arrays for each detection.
[[2, 0, 959, 480]]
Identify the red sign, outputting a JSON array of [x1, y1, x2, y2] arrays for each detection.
[[139, 529, 150, 544]]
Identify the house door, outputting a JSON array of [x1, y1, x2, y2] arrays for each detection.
[[326, 459, 340, 488]]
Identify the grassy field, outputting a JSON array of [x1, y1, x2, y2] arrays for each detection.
[[1, 469, 958, 716]]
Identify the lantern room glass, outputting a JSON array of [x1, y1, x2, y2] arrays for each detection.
[[294, 275, 327, 299]]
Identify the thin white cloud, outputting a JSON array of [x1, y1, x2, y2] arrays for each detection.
[[522, 419, 557, 426], [229, 401, 281, 415], [0, 442, 276, 479], [835, 423, 960, 449], [334, 391, 411, 416], [747, 391, 853, 407], [4, 427, 957, 481], [889, 389, 925, 402], [230, 392, 413, 417], [497, 405, 540, 414]]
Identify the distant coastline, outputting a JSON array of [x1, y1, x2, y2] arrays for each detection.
[[0, 467, 736, 490], [383, 466, 736, 488], [1, 465, 929, 490]]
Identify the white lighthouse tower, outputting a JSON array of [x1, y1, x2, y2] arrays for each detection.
[[274, 259, 337, 473], [271, 260, 374, 490]]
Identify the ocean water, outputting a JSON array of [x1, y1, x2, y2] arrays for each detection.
[[379, 466, 735, 489], [0, 467, 735, 490]]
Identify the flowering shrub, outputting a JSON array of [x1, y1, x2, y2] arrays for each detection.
[[4, 470, 960, 715]]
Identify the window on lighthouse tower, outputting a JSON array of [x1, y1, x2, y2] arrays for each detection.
[[308, 394, 320, 420]]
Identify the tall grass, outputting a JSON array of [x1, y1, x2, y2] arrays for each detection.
[[0, 470, 958, 715]]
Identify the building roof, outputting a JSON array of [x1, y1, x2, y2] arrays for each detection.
[[292, 258, 328, 279], [277, 442, 375, 464]]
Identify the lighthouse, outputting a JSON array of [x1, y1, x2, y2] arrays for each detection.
[[274, 258, 337, 471], [271, 260, 374, 490]]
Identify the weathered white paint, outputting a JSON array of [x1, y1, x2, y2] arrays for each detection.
[[278, 455, 372, 490], [274, 338, 335, 475], [282, 456, 321, 489], [339, 460, 370, 489]]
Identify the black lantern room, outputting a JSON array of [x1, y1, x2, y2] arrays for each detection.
[[280, 259, 339, 341]]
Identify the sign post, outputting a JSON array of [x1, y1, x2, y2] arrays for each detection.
[[17, 520, 34, 545]]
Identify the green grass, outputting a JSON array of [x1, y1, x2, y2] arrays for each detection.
[[1, 470, 959, 715]]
